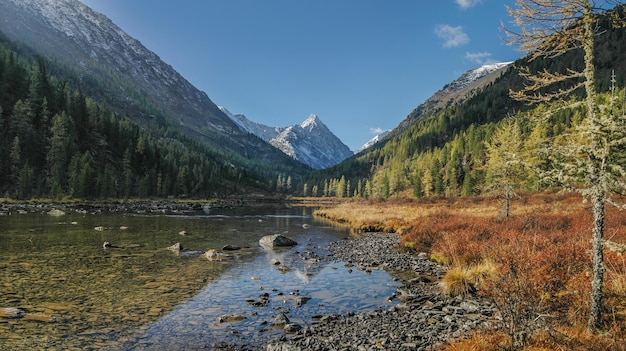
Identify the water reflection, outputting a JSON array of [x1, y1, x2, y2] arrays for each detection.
[[0, 206, 399, 350]]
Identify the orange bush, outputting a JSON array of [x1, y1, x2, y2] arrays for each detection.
[[319, 193, 626, 349], [399, 196, 626, 349]]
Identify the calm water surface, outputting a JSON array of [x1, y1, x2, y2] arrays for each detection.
[[0, 206, 400, 350]]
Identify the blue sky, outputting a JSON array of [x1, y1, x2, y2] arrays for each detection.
[[80, 0, 520, 150]]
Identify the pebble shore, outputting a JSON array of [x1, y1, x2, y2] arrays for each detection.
[[267, 233, 499, 351]]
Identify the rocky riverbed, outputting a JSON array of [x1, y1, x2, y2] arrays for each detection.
[[266, 233, 499, 351]]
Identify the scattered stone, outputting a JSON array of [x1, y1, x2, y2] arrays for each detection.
[[277, 264, 291, 273], [246, 292, 271, 307], [94, 226, 105, 231], [222, 245, 241, 251], [284, 323, 302, 333], [47, 209, 65, 216], [179, 230, 189, 236], [265, 232, 499, 350], [259, 234, 297, 249], [120, 226, 129, 230], [0, 307, 26, 318], [270, 313, 290, 327], [294, 296, 311, 307], [167, 242, 182, 252], [217, 313, 247, 323], [205, 249, 221, 260], [302, 224, 310, 229]]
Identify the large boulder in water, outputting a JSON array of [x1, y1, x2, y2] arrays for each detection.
[[259, 234, 297, 249]]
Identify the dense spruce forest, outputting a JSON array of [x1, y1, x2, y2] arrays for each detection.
[[299, 6, 626, 200], [0, 39, 270, 199]]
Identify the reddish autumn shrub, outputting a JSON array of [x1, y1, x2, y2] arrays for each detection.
[[396, 194, 626, 349]]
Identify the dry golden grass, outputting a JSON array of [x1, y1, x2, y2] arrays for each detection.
[[440, 260, 499, 296], [440, 266, 475, 296], [314, 192, 626, 350], [313, 193, 585, 235]]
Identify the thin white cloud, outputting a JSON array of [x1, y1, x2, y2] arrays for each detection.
[[434, 24, 469, 48], [370, 127, 386, 134], [455, 0, 483, 9], [465, 51, 497, 65]]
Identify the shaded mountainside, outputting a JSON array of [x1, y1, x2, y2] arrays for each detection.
[[0, 0, 307, 175], [0, 40, 269, 198]]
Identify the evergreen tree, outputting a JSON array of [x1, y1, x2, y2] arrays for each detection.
[[505, 0, 626, 334], [17, 164, 33, 199], [484, 119, 526, 217], [46, 112, 69, 198]]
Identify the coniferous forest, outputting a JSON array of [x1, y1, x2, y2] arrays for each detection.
[[0, 41, 267, 200], [3, 5, 626, 204]]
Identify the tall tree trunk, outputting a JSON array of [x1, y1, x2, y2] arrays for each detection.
[[504, 184, 511, 218], [580, 1, 604, 333], [588, 172, 605, 332]]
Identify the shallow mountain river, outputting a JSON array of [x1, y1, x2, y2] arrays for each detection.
[[0, 205, 400, 350]]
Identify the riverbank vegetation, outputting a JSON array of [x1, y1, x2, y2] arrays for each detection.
[[314, 193, 626, 350]]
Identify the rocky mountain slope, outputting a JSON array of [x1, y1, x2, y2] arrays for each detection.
[[218, 107, 282, 143], [0, 0, 305, 172], [219, 107, 353, 169], [393, 62, 512, 136]]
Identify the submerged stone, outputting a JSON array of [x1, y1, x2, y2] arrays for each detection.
[[167, 242, 182, 252], [47, 209, 65, 216], [270, 313, 290, 327], [222, 245, 241, 251], [0, 307, 25, 318], [217, 313, 247, 323]]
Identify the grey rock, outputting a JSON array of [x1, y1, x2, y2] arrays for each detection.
[[270, 313, 290, 327], [0, 307, 26, 318], [259, 234, 297, 249], [284, 323, 303, 333]]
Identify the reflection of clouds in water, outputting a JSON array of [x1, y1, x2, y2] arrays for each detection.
[[294, 267, 310, 284]]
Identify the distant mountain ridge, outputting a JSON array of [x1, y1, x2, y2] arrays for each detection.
[[219, 107, 353, 169]]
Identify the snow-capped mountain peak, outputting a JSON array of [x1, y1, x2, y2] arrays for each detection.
[[300, 114, 320, 130], [220, 109, 352, 169]]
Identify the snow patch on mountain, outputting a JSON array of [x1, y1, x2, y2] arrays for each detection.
[[356, 130, 391, 153], [453, 62, 513, 91], [218, 106, 281, 142]]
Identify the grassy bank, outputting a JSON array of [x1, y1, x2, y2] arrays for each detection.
[[314, 193, 626, 350]]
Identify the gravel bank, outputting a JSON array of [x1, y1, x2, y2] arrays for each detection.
[[267, 233, 499, 351]]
